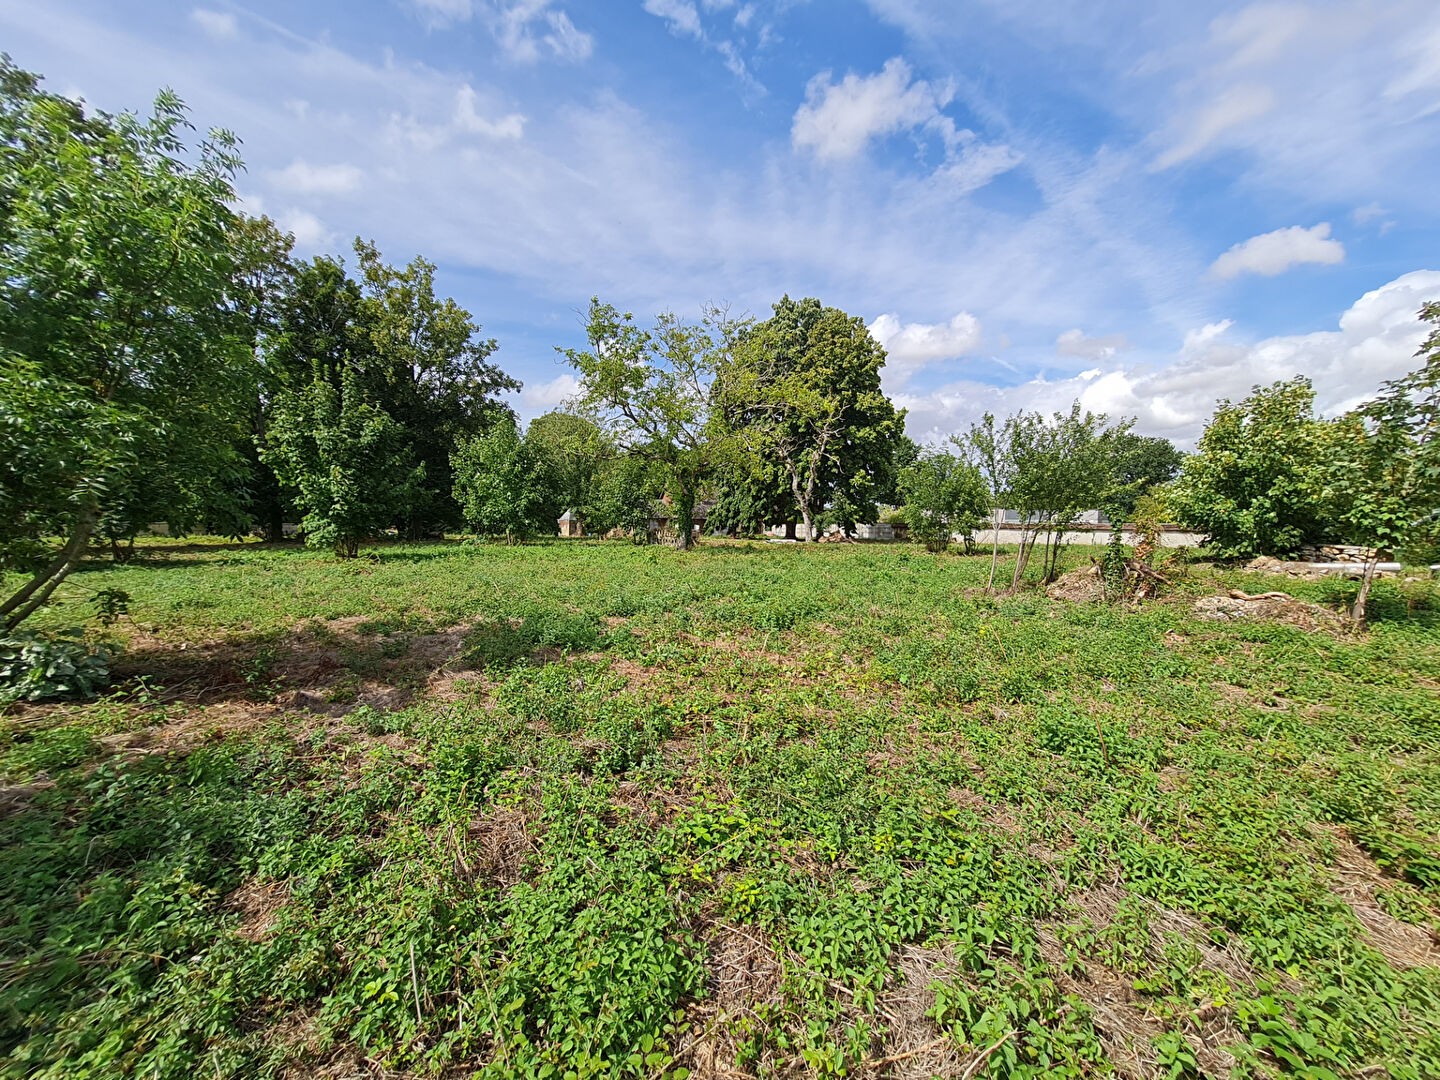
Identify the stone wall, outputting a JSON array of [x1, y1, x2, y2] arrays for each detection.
[[1296, 544, 1383, 564]]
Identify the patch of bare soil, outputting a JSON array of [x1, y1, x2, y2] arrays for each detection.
[[225, 877, 290, 943], [677, 922, 787, 1079], [1193, 591, 1347, 633], [1324, 829, 1440, 969], [1039, 882, 1258, 1078], [862, 944, 969, 1077], [947, 786, 1020, 834], [456, 806, 538, 888], [1046, 566, 1106, 603]]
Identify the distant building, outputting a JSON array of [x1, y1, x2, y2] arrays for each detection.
[[557, 510, 584, 538]]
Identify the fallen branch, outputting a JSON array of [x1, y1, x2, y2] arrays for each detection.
[[1227, 590, 1291, 602]]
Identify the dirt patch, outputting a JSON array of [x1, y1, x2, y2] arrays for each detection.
[[947, 786, 1020, 833], [863, 943, 968, 1077], [1325, 829, 1440, 969], [225, 877, 289, 943], [1039, 882, 1256, 1078], [677, 922, 786, 1078], [1193, 591, 1347, 633], [0, 779, 55, 819], [1046, 566, 1106, 603], [459, 807, 537, 888]]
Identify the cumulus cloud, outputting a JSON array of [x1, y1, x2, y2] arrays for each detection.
[[1056, 329, 1128, 361], [189, 8, 237, 39], [792, 57, 954, 162], [516, 372, 579, 415], [898, 271, 1440, 446], [1210, 223, 1345, 279], [276, 209, 335, 253], [269, 160, 364, 195], [869, 312, 982, 386]]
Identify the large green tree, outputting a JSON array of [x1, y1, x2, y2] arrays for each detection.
[[1170, 378, 1330, 560], [715, 296, 904, 540], [526, 411, 611, 518], [559, 300, 730, 550], [259, 243, 517, 554], [0, 61, 259, 629], [352, 240, 517, 536]]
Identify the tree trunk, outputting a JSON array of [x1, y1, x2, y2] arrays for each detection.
[[1, 500, 100, 632], [1350, 550, 1380, 630], [986, 508, 1000, 592], [799, 504, 814, 542], [1011, 527, 1036, 589]]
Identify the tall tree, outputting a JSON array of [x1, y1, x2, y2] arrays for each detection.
[[1170, 378, 1330, 559], [0, 62, 258, 629], [559, 300, 729, 550], [526, 411, 610, 518], [1002, 404, 1129, 586], [352, 240, 517, 536], [715, 296, 904, 541], [1109, 433, 1184, 519]]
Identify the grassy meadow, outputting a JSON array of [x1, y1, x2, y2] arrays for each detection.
[[2, 539, 1439, 1078]]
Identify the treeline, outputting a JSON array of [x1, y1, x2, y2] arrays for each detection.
[[4, 59, 1439, 635]]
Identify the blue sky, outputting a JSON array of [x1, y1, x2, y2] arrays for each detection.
[[3, 0, 1438, 444]]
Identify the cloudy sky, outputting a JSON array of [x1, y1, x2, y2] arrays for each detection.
[[4, 0, 1438, 444]]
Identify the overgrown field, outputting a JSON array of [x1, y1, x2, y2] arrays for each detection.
[[3, 540, 1439, 1079]]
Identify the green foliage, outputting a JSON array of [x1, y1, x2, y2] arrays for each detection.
[[897, 450, 989, 552], [4, 539, 1440, 1077], [264, 366, 422, 557], [0, 59, 258, 628], [0, 629, 111, 703], [715, 295, 905, 539], [1170, 378, 1330, 559], [452, 419, 564, 543], [526, 411, 610, 516], [559, 300, 729, 550], [999, 404, 1131, 584], [259, 243, 517, 554], [582, 455, 661, 541]]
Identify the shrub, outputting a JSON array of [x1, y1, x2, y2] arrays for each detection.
[[0, 629, 113, 703]]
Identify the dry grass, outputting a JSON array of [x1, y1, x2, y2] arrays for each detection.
[[1325, 829, 1440, 969]]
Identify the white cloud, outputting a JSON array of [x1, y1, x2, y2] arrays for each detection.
[[189, 8, 237, 40], [643, 0, 703, 39], [1056, 329, 1128, 361], [898, 271, 1440, 446], [792, 57, 954, 162], [454, 84, 526, 139], [1154, 83, 1275, 169], [1210, 223, 1344, 279], [276, 209, 334, 252], [269, 160, 363, 195], [869, 312, 982, 386], [516, 372, 579, 414], [426, 1, 593, 61], [410, 0, 474, 24]]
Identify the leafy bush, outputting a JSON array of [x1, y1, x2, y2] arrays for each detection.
[[0, 630, 113, 703]]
